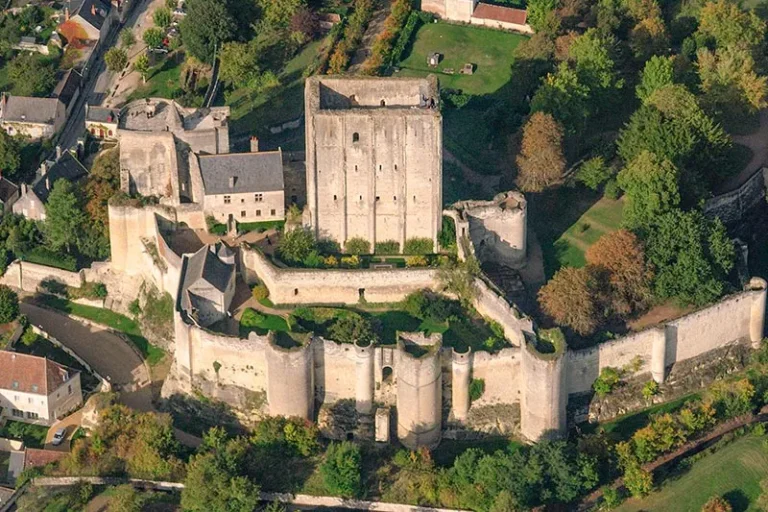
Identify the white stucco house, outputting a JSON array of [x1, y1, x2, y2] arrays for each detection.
[[0, 351, 83, 426]]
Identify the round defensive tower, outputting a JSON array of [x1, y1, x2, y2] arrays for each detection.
[[354, 339, 375, 414], [395, 332, 443, 449], [520, 329, 566, 442], [265, 334, 314, 419], [749, 277, 767, 348], [504, 191, 527, 262], [451, 347, 471, 422]]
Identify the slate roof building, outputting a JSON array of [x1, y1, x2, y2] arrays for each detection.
[[179, 243, 236, 327], [197, 149, 285, 225], [69, 0, 114, 42], [0, 351, 83, 426], [0, 177, 19, 216], [0, 94, 66, 141], [51, 69, 83, 116], [13, 151, 89, 221], [85, 104, 120, 140]]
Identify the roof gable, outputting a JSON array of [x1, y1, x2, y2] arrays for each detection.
[[0, 351, 77, 395], [199, 151, 284, 196]]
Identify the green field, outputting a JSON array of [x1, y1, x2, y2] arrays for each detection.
[[552, 196, 625, 269], [128, 53, 185, 101], [397, 22, 527, 175], [617, 434, 768, 512], [397, 22, 526, 95]]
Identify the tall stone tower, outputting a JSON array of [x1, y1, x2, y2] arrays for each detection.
[[304, 76, 442, 252]]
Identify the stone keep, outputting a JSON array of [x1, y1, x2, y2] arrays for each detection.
[[304, 76, 443, 252]]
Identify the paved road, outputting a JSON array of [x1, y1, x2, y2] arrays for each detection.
[[20, 303, 153, 413]]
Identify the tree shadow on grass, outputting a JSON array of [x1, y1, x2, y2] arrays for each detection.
[[723, 489, 750, 512]]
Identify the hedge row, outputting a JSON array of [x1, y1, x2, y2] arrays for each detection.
[[360, 0, 413, 75], [390, 10, 434, 66], [21, 247, 77, 272], [327, 0, 375, 74]]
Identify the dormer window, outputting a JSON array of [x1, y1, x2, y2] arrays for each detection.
[[12, 381, 18, 389]]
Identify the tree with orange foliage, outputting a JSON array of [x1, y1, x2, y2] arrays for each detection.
[[516, 112, 566, 192], [701, 496, 732, 512], [538, 266, 603, 335], [586, 230, 652, 316]]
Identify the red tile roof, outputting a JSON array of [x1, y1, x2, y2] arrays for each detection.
[[473, 3, 528, 25], [24, 448, 66, 470], [0, 351, 77, 396]]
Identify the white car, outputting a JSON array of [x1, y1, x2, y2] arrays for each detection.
[[51, 428, 67, 446]]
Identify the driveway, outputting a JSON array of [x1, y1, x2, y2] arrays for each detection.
[[44, 410, 84, 452], [20, 303, 153, 413]]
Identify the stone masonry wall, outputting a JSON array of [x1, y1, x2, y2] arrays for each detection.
[[703, 167, 768, 223]]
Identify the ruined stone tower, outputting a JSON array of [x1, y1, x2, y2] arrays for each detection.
[[304, 76, 443, 252]]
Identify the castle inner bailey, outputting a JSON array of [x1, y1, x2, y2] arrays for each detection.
[[304, 76, 442, 252]]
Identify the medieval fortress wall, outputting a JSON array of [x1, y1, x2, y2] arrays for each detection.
[[15, 74, 757, 447]]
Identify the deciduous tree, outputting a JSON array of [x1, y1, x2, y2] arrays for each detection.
[[698, 0, 765, 51], [636, 55, 674, 102], [531, 64, 591, 133], [586, 230, 651, 315], [538, 266, 603, 335], [105, 47, 128, 72], [153, 7, 172, 28], [44, 179, 86, 254], [320, 442, 362, 498], [0, 285, 19, 323], [8, 53, 55, 97], [142, 27, 164, 49], [515, 112, 566, 192], [180, 0, 236, 62], [617, 151, 681, 230], [133, 53, 150, 83]]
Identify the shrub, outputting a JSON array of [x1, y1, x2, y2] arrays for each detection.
[[403, 237, 434, 255], [93, 283, 108, 298], [328, 314, 377, 345], [577, 157, 613, 190], [603, 178, 620, 199], [708, 378, 756, 418], [701, 496, 732, 512], [128, 299, 141, 317], [375, 240, 400, 254], [623, 466, 653, 497], [340, 255, 361, 268], [345, 237, 371, 255], [205, 216, 227, 236], [405, 255, 428, 267], [252, 284, 269, 301], [278, 228, 317, 264], [19, 327, 37, 346], [469, 378, 485, 402], [601, 486, 624, 508], [593, 367, 621, 397], [324, 255, 339, 268], [21, 246, 77, 271], [403, 290, 429, 318], [438, 216, 457, 250], [642, 380, 659, 400], [320, 441, 362, 498], [302, 250, 324, 268], [0, 285, 19, 323], [391, 10, 421, 64]]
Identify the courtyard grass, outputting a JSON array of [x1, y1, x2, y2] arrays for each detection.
[[616, 433, 768, 511], [396, 22, 526, 95], [531, 188, 625, 277], [239, 308, 291, 337], [128, 53, 185, 101], [36, 295, 166, 366]]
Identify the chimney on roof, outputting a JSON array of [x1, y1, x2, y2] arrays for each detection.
[[229, 176, 236, 188], [45, 175, 50, 191], [20, 183, 26, 194], [65, 7, 70, 20], [250, 136, 260, 153], [56, 145, 62, 160], [91, 3, 96, 16], [40, 161, 47, 175]]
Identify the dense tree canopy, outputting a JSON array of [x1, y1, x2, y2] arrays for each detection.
[[8, 53, 55, 97], [636, 55, 674, 103], [516, 112, 566, 192], [644, 209, 734, 305], [180, 0, 237, 62], [617, 150, 681, 230], [538, 266, 603, 335]]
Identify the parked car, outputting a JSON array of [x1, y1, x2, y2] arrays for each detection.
[[51, 427, 67, 446]]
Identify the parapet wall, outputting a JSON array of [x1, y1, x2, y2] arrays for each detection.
[[703, 167, 768, 223], [241, 246, 438, 304], [0, 260, 84, 291]]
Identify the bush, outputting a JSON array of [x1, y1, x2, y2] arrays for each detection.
[[278, 228, 317, 264], [375, 240, 400, 254], [601, 486, 624, 508], [642, 380, 659, 400], [328, 314, 377, 345], [345, 237, 371, 255], [403, 237, 434, 255], [252, 284, 269, 302], [623, 466, 653, 497], [340, 255, 361, 268], [206, 216, 227, 236], [405, 255, 428, 267], [320, 441, 362, 498], [391, 10, 421, 64], [708, 378, 756, 419], [603, 178, 620, 199], [128, 299, 141, 317], [701, 496, 732, 512], [593, 367, 620, 397], [469, 378, 485, 402], [438, 216, 457, 250], [0, 285, 19, 323]]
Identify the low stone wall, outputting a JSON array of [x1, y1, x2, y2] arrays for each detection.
[[473, 278, 532, 346], [0, 261, 84, 292], [0, 438, 23, 451], [703, 167, 768, 223], [241, 246, 438, 305]]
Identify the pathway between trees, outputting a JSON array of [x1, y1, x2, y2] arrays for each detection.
[[348, 0, 390, 72], [718, 109, 768, 194]]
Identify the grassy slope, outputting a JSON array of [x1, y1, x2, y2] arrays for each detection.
[[617, 434, 768, 512], [128, 53, 184, 101], [552, 196, 625, 269], [38, 295, 166, 366]]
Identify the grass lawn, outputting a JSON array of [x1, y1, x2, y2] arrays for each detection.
[[532, 189, 624, 276], [37, 295, 166, 366], [616, 434, 768, 512], [226, 39, 322, 140], [397, 22, 527, 175], [397, 22, 526, 95], [128, 53, 185, 101], [0, 420, 48, 449], [237, 220, 285, 233], [239, 308, 290, 337]]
